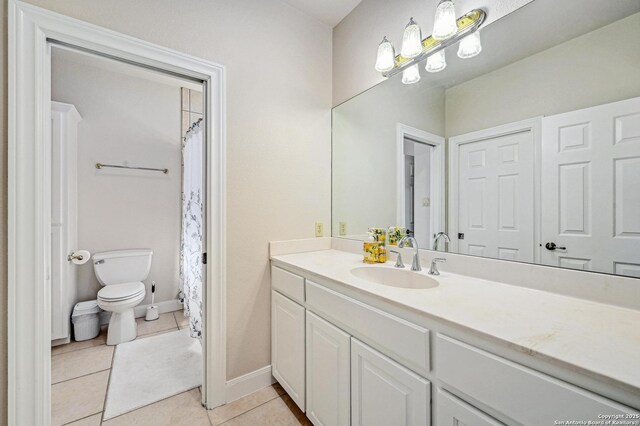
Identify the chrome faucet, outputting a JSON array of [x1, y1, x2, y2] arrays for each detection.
[[429, 258, 446, 275], [433, 232, 451, 251], [398, 235, 421, 271]]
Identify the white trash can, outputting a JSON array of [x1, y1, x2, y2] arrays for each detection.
[[72, 300, 101, 341]]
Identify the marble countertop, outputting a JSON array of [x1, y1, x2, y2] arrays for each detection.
[[271, 249, 640, 396]]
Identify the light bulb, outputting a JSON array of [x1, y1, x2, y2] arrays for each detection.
[[402, 64, 421, 85], [432, 0, 457, 41], [457, 30, 482, 59], [375, 36, 396, 73], [425, 50, 446, 73], [401, 18, 423, 59]]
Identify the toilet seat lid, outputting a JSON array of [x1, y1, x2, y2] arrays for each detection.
[[98, 282, 145, 301]]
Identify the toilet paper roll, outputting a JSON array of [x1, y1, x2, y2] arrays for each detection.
[[71, 250, 91, 265]]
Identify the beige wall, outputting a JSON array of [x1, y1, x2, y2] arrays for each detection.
[[445, 12, 640, 136], [52, 51, 183, 306], [1, 0, 332, 416], [332, 0, 533, 106]]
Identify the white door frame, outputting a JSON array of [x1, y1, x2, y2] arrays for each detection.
[[448, 118, 542, 257], [8, 1, 227, 424], [396, 123, 445, 244]]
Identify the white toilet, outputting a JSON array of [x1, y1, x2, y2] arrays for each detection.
[[93, 249, 153, 345]]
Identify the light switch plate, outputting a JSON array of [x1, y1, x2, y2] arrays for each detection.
[[315, 222, 324, 237]]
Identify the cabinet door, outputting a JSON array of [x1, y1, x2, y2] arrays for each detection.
[[436, 389, 503, 426], [306, 312, 350, 426], [351, 338, 430, 426], [272, 291, 305, 411]]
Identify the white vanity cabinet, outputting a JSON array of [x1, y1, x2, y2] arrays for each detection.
[[270, 262, 638, 425], [351, 338, 430, 426], [272, 264, 432, 426], [306, 312, 350, 426], [271, 290, 306, 411]]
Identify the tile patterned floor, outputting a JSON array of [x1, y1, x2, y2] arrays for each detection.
[[51, 310, 309, 425]]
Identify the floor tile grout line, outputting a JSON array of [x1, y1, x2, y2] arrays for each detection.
[[60, 410, 102, 426], [100, 344, 118, 424], [52, 368, 112, 386], [214, 392, 283, 426], [101, 386, 202, 422], [172, 311, 180, 329], [51, 340, 109, 358]]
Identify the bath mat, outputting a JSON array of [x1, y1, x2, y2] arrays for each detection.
[[103, 328, 202, 420]]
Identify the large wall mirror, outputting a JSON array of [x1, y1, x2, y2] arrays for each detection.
[[332, 0, 640, 278]]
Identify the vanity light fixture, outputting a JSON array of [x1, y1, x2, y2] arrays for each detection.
[[432, 0, 458, 40], [401, 18, 423, 59], [373, 8, 485, 83], [457, 29, 482, 58], [375, 36, 396, 73], [425, 50, 446, 73], [402, 64, 421, 85]]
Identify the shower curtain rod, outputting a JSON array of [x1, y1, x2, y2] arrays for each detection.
[[95, 163, 169, 174]]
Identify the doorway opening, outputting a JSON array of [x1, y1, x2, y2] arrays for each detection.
[[396, 124, 446, 250], [49, 44, 208, 423], [8, 2, 226, 424]]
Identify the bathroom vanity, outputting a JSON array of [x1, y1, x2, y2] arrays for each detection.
[[270, 244, 640, 426]]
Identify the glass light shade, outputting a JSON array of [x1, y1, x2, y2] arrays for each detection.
[[457, 30, 482, 59], [375, 37, 396, 73], [402, 64, 421, 85], [432, 0, 457, 40], [425, 50, 447, 73], [401, 18, 423, 59]]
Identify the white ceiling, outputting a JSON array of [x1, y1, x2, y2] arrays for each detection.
[[280, 0, 362, 27]]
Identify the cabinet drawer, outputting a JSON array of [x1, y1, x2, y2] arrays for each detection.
[[271, 265, 305, 304], [436, 389, 503, 426], [436, 334, 635, 424], [306, 280, 430, 376]]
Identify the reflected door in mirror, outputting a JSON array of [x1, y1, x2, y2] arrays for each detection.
[[541, 97, 640, 277], [451, 124, 535, 262]]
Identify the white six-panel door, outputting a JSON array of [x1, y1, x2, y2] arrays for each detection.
[[450, 120, 537, 262], [541, 97, 640, 276]]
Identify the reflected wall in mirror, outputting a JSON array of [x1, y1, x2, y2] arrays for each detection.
[[332, 0, 640, 278]]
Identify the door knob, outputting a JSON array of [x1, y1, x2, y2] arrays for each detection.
[[545, 242, 566, 251]]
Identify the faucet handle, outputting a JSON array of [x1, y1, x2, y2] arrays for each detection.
[[428, 258, 446, 276], [390, 250, 405, 268]]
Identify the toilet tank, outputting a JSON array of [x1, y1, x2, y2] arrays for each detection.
[[93, 249, 153, 285]]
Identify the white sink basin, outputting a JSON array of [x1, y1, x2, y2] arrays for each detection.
[[350, 267, 439, 290]]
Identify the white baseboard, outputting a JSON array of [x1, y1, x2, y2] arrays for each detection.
[[99, 299, 184, 325], [225, 365, 276, 403]]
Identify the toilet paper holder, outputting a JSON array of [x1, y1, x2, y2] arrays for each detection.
[[67, 252, 84, 262], [67, 250, 91, 265]]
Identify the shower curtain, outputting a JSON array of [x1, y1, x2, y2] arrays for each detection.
[[180, 121, 203, 338]]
